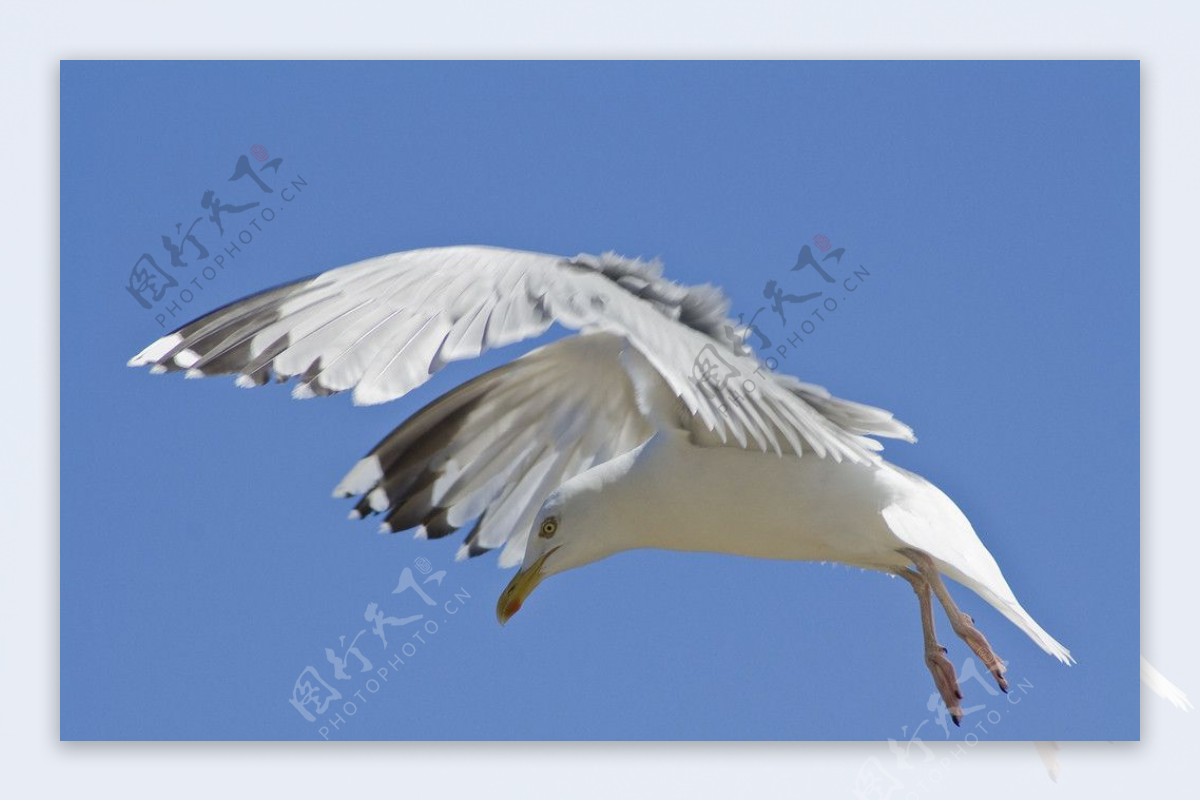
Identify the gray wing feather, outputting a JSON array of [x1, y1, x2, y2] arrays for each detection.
[[130, 245, 917, 565], [335, 333, 652, 566]]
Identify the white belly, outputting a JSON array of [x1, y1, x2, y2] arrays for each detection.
[[608, 431, 921, 571], [569, 431, 1071, 663]]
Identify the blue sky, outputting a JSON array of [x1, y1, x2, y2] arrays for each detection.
[[61, 60, 1139, 741]]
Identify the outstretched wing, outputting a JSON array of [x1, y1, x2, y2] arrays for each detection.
[[333, 332, 652, 566], [129, 246, 916, 565], [129, 245, 911, 461]]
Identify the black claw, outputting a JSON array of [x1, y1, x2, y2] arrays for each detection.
[[952, 714, 962, 727]]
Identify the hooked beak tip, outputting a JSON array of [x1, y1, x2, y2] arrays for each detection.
[[497, 596, 522, 625], [496, 573, 529, 625], [496, 548, 556, 626]]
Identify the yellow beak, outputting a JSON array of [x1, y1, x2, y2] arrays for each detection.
[[496, 548, 557, 625]]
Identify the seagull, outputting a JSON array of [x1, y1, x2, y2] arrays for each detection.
[[128, 245, 1072, 720]]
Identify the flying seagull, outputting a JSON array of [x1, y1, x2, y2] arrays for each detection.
[[128, 245, 1072, 720]]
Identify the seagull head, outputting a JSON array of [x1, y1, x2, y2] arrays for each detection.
[[495, 460, 633, 625], [496, 506, 572, 625]]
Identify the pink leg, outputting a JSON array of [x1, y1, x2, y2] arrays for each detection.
[[893, 566, 964, 725], [902, 548, 1009, 693]]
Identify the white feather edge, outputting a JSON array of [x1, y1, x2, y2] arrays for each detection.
[[127, 333, 183, 367], [1141, 656, 1194, 710], [332, 455, 383, 498]]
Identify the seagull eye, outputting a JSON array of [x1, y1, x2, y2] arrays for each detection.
[[538, 518, 558, 539]]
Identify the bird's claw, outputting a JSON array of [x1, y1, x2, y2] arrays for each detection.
[[992, 664, 1010, 693], [955, 612, 1008, 694], [925, 644, 963, 724]]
